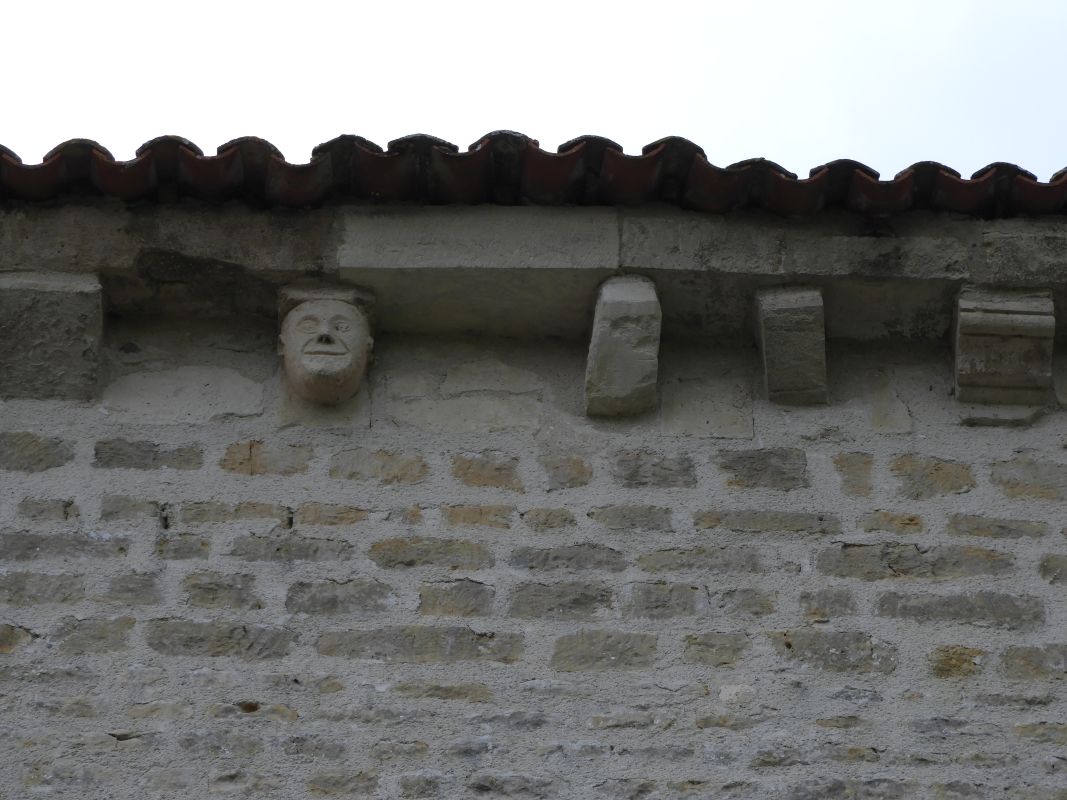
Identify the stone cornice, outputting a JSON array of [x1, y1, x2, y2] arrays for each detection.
[[2, 204, 1065, 343]]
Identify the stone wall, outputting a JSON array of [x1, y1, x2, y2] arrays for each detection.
[[1, 317, 1065, 799]]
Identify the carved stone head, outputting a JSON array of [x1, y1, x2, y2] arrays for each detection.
[[278, 286, 374, 405]]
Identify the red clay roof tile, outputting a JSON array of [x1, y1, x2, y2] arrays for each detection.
[[1, 133, 1064, 217]]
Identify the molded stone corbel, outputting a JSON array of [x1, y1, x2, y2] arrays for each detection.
[[954, 287, 1055, 405], [755, 286, 828, 405], [584, 275, 661, 416], [278, 283, 376, 406], [0, 272, 102, 400]]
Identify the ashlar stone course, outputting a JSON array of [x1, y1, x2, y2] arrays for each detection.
[[1000, 644, 1067, 680], [521, 507, 576, 531], [1038, 554, 1067, 584], [816, 542, 1013, 580], [0, 572, 84, 605], [156, 532, 209, 559], [769, 629, 898, 673], [611, 449, 696, 488], [467, 774, 554, 798], [832, 452, 873, 497], [178, 730, 262, 757], [930, 645, 986, 678], [787, 779, 915, 800], [18, 497, 79, 522], [891, 454, 975, 500], [220, 440, 313, 476], [800, 588, 857, 621], [370, 739, 429, 762], [180, 500, 287, 524], [369, 537, 492, 569], [637, 545, 763, 574], [316, 625, 522, 663], [93, 439, 203, 470], [509, 582, 612, 620], [876, 592, 1044, 630], [859, 510, 924, 534], [0, 432, 75, 472], [230, 534, 351, 562], [443, 504, 513, 528], [419, 580, 494, 616], [146, 620, 296, 659], [716, 447, 809, 490], [54, 616, 135, 654], [588, 504, 672, 531], [451, 451, 524, 491], [183, 572, 262, 609], [101, 495, 159, 522], [288, 579, 397, 614], [510, 543, 626, 572], [682, 632, 750, 666], [329, 447, 428, 484], [991, 457, 1067, 500], [1014, 722, 1067, 745], [295, 502, 368, 526], [0, 530, 129, 560], [307, 771, 379, 796], [392, 683, 493, 702], [624, 582, 701, 618], [946, 513, 1046, 539], [0, 623, 34, 654], [538, 454, 592, 490], [550, 629, 656, 671], [717, 587, 776, 617], [696, 509, 840, 535], [101, 573, 161, 605]]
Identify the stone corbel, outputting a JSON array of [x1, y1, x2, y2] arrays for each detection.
[[0, 272, 102, 400], [755, 286, 828, 405], [584, 275, 662, 417], [954, 287, 1055, 405], [278, 283, 375, 406]]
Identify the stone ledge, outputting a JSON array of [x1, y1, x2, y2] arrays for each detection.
[[1, 204, 1066, 341]]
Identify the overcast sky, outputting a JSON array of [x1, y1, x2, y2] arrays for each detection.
[[5, 0, 1066, 180]]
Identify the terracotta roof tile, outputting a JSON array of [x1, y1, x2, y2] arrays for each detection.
[[1, 133, 1064, 217]]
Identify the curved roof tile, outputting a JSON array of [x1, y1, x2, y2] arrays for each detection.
[[1, 133, 1064, 217]]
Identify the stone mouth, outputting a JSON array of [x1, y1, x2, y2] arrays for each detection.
[[302, 343, 348, 356]]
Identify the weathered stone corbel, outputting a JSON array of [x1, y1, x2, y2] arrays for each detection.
[[278, 283, 375, 405], [954, 287, 1055, 405], [755, 286, 828, 405], [584, 275, 661, 416], [0, 272, 102, 400]]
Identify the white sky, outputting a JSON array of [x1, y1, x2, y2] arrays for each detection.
[[5, 0, 1067, 180]]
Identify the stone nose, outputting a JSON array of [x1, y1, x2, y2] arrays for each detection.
[[317, 333, 334, 345]]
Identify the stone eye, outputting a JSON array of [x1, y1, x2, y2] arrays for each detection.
[[297, 317, 319, 333], [333, 320, 351, 333]]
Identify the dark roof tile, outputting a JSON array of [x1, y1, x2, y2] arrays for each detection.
[[0, 134, 1063, 217]]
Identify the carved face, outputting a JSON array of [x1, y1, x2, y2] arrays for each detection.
[[280, 299, 372, 404]]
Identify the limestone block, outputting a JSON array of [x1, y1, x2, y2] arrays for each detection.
[[755, 286, 827, 405], [0, 272, 102, 399], [954, 288, 1055, 405], [584, 275, 661, 416]]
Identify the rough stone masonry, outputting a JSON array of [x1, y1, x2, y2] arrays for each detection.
[[1, 202, 1067, 799]]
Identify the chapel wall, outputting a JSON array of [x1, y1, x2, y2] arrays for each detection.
[[1, 320, 1065, 798]]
